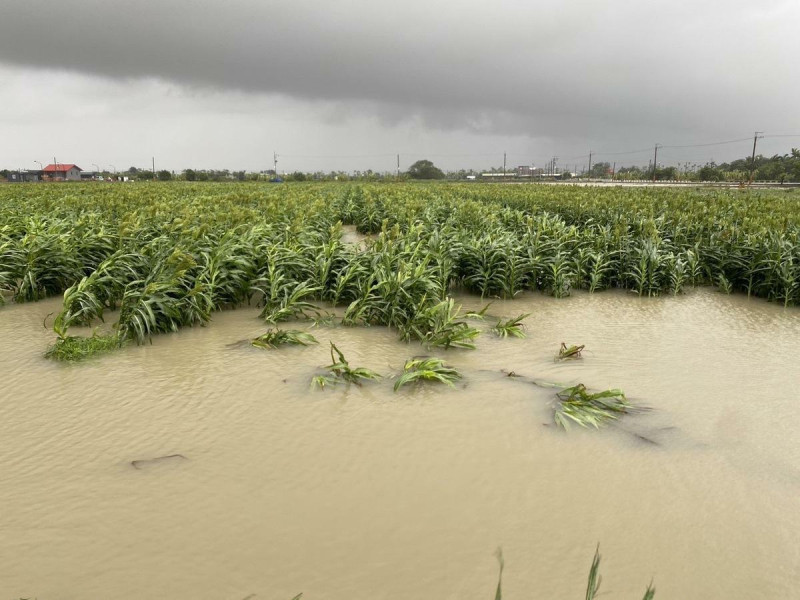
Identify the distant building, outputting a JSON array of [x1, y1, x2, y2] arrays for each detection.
[[517, 165, 534, 177], [480, 172, 516, 179], [42, 163, 82, 181], [517, 166, 547, 177], [7, 170, 42, 183]]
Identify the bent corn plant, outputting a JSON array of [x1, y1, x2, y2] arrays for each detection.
[[393, 357, 462, 391]]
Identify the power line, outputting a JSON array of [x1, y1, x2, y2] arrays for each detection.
[[660, 137, 753, 149], [268, 131, 800, 174], [541, 135, 768, 163], [592, 146, 654, 157], [280, 153, 396, 159], [280, 133, 798, 165], [414, 152, 503, 158]]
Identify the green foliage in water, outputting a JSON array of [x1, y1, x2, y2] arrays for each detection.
[[393, 357, 462, 391], [0, 182, 797, 358], [493, 545, 655, 600], [45, 333, 122, 361], [251, 329, 318, 349], [558, 342, 585, 360], [553, 384, 632, 430], [491, 313, 530, 338], [405, 297, 481, 350], [311, 342, 381, 388]]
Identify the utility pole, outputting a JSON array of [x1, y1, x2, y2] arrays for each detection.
[[749, 131, 763, 184], [396, 154, 400, 178], [273, 151, 278, 177], [552, 156, 558, 178], [152, 157, 155, 176], [588, 151, 592, 179], [612, 161, 616, 180], [652, 144, 660, 182], [503, 152, 506, 179]]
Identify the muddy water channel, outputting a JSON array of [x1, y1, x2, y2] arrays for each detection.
[[2, 289, 799, 599]]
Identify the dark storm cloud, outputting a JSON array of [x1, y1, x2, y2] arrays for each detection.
[[1, 0, 798, 152]]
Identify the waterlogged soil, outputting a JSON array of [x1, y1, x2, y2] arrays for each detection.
[[1, 289, 799, 599]]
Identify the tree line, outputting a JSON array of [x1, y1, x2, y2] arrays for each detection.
[[3, 150, 800, 182]]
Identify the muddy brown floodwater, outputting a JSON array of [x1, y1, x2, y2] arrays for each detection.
[[1, 288, 799, 599]]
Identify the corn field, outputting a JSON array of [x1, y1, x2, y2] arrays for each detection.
[[0, 182, 798, 357]]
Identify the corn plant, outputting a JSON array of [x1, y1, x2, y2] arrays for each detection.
[[405, 297, 481, 349], [557, 342, 585, 360], [311, 342, 380, 388], [492, 313, 530, 338], [493, 545, 655, 600], [553, 384, 631, 430], [393, 357, 462, 391], [258, 280, 321, 324], [1, 182, 798, 359], [46, 332, 121, 361], [251, 329, 318, 349], [587, 250, 613, 293]]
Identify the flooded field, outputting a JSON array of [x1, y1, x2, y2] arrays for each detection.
[[2, 288, 799, 599]]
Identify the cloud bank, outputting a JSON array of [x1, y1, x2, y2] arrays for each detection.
[[2, 0, 798, 170]]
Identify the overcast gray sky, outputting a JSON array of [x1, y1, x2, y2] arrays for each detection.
[[2, 0, 799, 173]]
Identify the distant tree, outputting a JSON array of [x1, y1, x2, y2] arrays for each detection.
[[697, 164, 723, 182], [183, 169, 197, 181], [157, 170, 172, 181], [407, 159, 445, 180], [589, 162, 611, 178], [615, 166, 647, 180], [288, 171, 307, 182], [756, 157, 783, 181], [137, 170, 155, 181], [127, 166, 139, 175], [655, 166, 678, 180]]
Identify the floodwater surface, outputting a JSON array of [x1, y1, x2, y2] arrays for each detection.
[[1, 289, 799, 599]]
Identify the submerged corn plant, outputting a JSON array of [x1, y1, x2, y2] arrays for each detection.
[[553, 384, 631, 430], [405, 297, 481, 350], [491, 313, 530, 338], [494, 548, 504, 600], [311, 342, 380, 388], [557, 342, 585, 360], [251, 329, 318, 349], [585, 546, 656, 600], [393, 357, 462, 391], [45, 332, 122, 361], [465, 302, 492, 320], [493, 545, 655, 600]]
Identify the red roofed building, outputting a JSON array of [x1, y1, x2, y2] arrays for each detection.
[[42, 163, 82, 181]]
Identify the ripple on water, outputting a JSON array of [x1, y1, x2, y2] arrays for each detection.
[[1, 288, 799, 599]]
